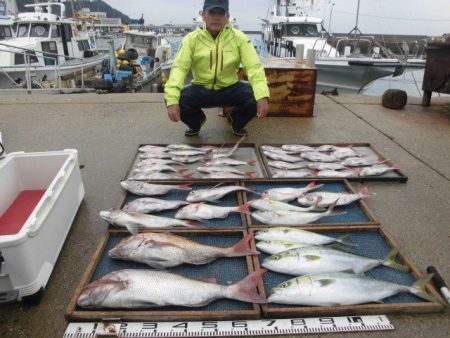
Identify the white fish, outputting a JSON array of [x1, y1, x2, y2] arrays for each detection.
[[255, 227, 355, 246], [267, 272, 439, 306], [272, 169, 313, 178], [262, 247, 409, 276], [122, 198, 190, 213], [297, 187, 375, 208], [120, 181, 191, 196], [205, 158, 256, 166], [359, 164, 400, 177], [171, 155, 206, 164], [261, 182, 323, 202], [256, 240, 316, 255], [281, 144, 316, 153], [301, 152, 339, 162], [166, 144, 213, 151], [168, 149, 210, 156], [175, 203, 251, 221], [251, 201, 345, 225], [342, 157, 389, 167], [137, 159, 184, 167], [315, 169, 357, 178], [138, 145, 168, 153], [248, 198, 319, 212], [187, 185, 257, 203], [261, 145, 294, 155], [129, 172, 193, 180], [333, 146, 359, 159], [77, 269, 267, 309], [203, 172, 256, 179], [210, 135, 246, 159], [139, 152, 173, 159], [316, 145, 338, 152], [133, 164, 182, 173], [197, 165, 251, 175], [308, 162, 347, 171], [99, 210, 201, 234], [263, 150, 302, 163], [268, 161, 309, 170], [108, 233, 258, 268]]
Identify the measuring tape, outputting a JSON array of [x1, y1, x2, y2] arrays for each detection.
[[64, 315, 394, 337]]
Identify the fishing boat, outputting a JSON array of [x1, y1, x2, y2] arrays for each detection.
[[0, 1, 108, 89], [262, 0, 424, 93]]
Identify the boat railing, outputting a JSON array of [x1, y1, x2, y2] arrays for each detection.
[[0, 41, 91, 92]]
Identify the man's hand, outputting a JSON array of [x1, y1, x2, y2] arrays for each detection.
[[167, 104, 180, 122], [256, 98, 269, 118]]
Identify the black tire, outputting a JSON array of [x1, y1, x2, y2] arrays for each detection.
[[22, 287, 44, 305], [91, 79, 113, 90], [382, 89, 408, 109], [126, 48, 139, 61]]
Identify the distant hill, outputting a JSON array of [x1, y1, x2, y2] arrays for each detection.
[[16, 0, 139, 24]]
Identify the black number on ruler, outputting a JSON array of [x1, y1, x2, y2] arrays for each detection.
[[142, 322, 158, 330], [319, 318, 335, 325], [264, 320, 277, 327], [291, 319, 306, 326], [202, 322, 218, 329], [173, 322, 188, 329], [119, 322, 127, 333], [232, 321, 248, 329], [91, 323, 98, 334], [347, 316, 364, 324]]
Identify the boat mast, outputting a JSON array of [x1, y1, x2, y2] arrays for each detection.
[[348, 0, 363, 38]]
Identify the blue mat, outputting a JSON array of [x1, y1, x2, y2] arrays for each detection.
[[122, 182, 244, 228], [257, 230, 426, 308], [243, 181, 371, 225], [80, 232, 256, 311]]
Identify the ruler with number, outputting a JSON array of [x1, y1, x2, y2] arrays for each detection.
[[64, 315, 394, 337]]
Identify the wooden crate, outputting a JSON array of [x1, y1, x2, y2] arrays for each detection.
[[240, 179, 379, 227], [66, 229, 262, 321], [249, 226, 446, 317]]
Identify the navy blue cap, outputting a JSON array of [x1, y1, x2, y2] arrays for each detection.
[[203, 0, 229, 12]]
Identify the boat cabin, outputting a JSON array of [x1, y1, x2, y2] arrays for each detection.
[[0, 15, 14, 40]]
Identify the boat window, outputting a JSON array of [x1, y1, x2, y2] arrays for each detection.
[[50, 25, 60, 38], [0, 26, 12, 40], [17, 23, 30, 37], [30, 23, 50, 38], [77, 40, 84, 51], [14, 53, 24, 65], [41, 41, 58, 65], [82, 40, 90, 50]]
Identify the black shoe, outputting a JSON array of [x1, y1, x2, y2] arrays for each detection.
[[184, 116, 207, 137], [226, 115, 248, 136]]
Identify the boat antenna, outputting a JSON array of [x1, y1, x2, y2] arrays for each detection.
[[347, 0, 363, 38]]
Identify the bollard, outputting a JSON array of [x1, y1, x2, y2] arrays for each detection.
[[296, 44, 304, 61], [306, 49, 316, 67]]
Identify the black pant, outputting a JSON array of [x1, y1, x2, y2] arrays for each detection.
[[179, 81, 257, 130]]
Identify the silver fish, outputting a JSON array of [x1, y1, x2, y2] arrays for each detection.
[[342, 157, 389, 167], [108, 233, 258, 268], [297, 187, 375, 208], [138, 145, 168, 153], [139, 152, 173, 159], [133, 164, 181, 173], [307, 162, 346, 171], [332, 146, 359, 159], [267, 272, 439, 306], [166, 144, 213, 151], [203, 172, 255, 179], [268, 161, 309, 170], [301, 152, 339, 163], [261, 145, 294, 155], [251, 201, 344, 225], [137, 159, 184, 167], [171, 155, 206, 164], [272, 169, 313, 178], [169, 149, 210, 156], [263, 150, 302, 163], [197, 165, 250, 175], [122, 198, 190, 213], [255, 227, 355, 246], [316, 145, 338, 152], [261, 182, 323, 202], [129, 172, 193, 181], [175, 203, 251, 221], [359, 164, 400, 177], [262, 247, 409, 275], [281, 144, 316, 153], [77, 269, 267, 309], [205, 158, 256, 166], [100, 210, 201, 234], [120, 181, 191, 196], [187, 185, 257, 203], [248, 198, 319, 212], [256, 240, 315, 255], [315, 169, 356, 178]]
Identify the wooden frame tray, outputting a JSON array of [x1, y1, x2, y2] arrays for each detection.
[[249, 226, 445, 317], [240, 179, 379, 227], [259, 143, 408, 182], [126, 143, 267, 181], [66, 229, 262, 322], [115, 180, 249, 230]]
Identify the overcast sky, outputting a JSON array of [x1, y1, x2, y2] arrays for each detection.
[[103, 0, 450, 36]]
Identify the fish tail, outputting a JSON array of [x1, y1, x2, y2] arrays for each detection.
[[125, 224, 139, 235], [177, 168, 189, 174], [392, 163, 401, 170], [245, 172, 256, 178], [227, 269, 267, 304], [182, 173, 195, 179], [337, 234, 357, 247], [410, 274, 447, 306], [383, 249, 410, 272], [178, 184, 192, 190], [226, 233, 259, 257], [247, 160, 257, 166], [237, 203, 252, 215], [186, 220, 204, 228], [359, 186, 376, 197], [306, 181, 323, 190]]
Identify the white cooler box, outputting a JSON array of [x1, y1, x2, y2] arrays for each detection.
[[0, 149, 85, 303]]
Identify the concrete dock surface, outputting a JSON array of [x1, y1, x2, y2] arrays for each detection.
[[0, 92, 449, 337]]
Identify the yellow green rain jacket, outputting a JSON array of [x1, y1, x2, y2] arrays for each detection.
[[165, 23, 270, 106]]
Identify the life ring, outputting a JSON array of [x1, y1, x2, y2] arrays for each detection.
[[290, 25, 301, 36]]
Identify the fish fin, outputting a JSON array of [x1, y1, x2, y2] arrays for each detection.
[[212, 182, 225, 189], [359, 186, 376, 197], [317, 278, 336, 287], [126, 224, 139, 235], [195, 277, 218, 284], [182, 173, 195, 179], [384, 249, 410, 272], [328, 244, 348, 252], [245, 172, 256, 178], [178, 184, 192, 190], [411, 274, 447, 306], [306, 181, 323, 190], [237, 203, 252, 215], [148, 262, 168, 270], [227, 269, 267, 304], [247, 160, 257, 166], [392, 163, 401, 170], [226, 233, 259, 257], [177, 168, 189, 174], [304, 255, 321, 261], [336, 234, 357, 247], [186, 220, 204, 228]]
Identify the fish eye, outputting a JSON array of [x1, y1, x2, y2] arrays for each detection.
[[280, 282, 289, 288], [272, 255, 281, 260]]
